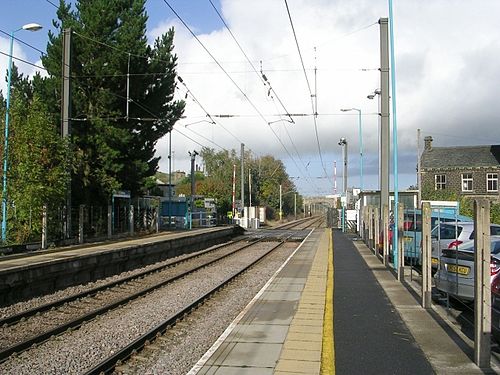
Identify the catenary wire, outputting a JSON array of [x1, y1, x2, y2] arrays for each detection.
[[162, 0, 320, 192], [207, 0, 294, 124], [0, 50, 47, 71], [283, 0, 329, 181], [0, 29, 46, 56]]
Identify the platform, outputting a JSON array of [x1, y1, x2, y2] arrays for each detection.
[[0, 226, 238, 304], [189, 228, 499, 375]]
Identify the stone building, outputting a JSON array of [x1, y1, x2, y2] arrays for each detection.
[[420, 136, 500, 202]]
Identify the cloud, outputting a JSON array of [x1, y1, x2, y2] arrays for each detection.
[[3, 1, 499, 195], [0, 37, 47, 96], [147, 0, 500, 195]]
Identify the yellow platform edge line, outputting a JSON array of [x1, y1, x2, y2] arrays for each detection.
[[321, 229, 335, 375]]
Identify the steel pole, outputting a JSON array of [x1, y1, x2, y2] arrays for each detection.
[[389, 0, 400, 269], [1, 31, 15, 242], [358, 109, 363, 191]]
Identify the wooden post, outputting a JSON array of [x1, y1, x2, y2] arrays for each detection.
[[421, 202, 432, 309]]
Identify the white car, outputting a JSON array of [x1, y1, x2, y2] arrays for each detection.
[[431, 222, 500, 269], [434, 236, 500, 301]]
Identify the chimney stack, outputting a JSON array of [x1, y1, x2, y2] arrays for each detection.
[[424, 136, 433, 151]]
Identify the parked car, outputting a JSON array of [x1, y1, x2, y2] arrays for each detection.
[[492, 273, 500, 342], [434, 236, 500, 301], [377, 210, 472, 264], [431, 222, 500, 269]]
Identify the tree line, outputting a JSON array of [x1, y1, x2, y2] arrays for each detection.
[[0, 0, 300, 243], [0, 0, 182, 242]]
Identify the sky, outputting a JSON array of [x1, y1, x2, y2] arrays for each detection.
[[1, 0, 500, 197]]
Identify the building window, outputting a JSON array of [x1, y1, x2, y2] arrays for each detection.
[[487, 173, 498, 192], [461, 173, 473, 192], [435, 174, 446, 190]]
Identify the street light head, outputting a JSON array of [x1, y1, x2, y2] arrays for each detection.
[[340, 108, 351, 112], [338, 137, 347, 146], [22, 23, 43, 32], [367, 94, 375, 100]]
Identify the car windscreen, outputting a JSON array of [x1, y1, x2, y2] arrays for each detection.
[[457, 240, 500, 253], [437, 224, 463, 240]]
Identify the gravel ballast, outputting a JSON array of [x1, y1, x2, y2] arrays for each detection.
[[0, 241, 296, 374]]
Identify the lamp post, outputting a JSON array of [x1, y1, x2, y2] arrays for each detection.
[[2, 23, 43, 242], [338, 137, 347, 232], [341, 108, 363, 190]]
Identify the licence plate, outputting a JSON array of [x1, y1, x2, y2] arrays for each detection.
[[431, 257, 439, 265], [404, 236, 412, 243], [446, 264, 470, 275]]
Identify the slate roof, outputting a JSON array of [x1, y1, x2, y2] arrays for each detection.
[[421, 145, 500, 169]]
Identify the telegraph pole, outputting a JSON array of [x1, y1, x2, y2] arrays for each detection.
[[61, 28, 72, 239], [379, 18, 391, 263], [240, 143, 245, 214]]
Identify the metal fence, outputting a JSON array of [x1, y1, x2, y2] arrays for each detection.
[[360, 199, 496, 368], [0, 198, 161, 255]]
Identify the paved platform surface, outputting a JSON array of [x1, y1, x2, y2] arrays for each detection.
[[191, 228, 331, 375], [0, 227, 228, 272], [191, 228, 500, 375], [334, 230, 434, 374]]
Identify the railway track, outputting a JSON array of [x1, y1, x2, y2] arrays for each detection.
[[0, 217, 321, 371], [83, 237, 292, 375], [0, 239, 259, 362]]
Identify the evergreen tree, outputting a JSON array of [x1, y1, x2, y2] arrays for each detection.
[[39, 0, 184, 205]]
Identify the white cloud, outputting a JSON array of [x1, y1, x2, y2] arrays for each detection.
[[0, 37, 47, 96], [149, 0, 500, 195]]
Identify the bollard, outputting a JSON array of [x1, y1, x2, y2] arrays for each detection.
[[421, 202, 432, 309], [474, 199, 491, 368]]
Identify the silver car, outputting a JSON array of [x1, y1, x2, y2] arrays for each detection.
[[431, 222, 500, 269], [434, 236, 500, 301]]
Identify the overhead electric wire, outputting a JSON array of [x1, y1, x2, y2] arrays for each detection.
[[269, 99, 322, 195], [163, 0, 321, 193], [100, 86, 221, 151], [284, 0, 329, 181], [207, 0, 294, 124], [182, 123, 228, 151], [0, 29, 46, 56], [0, 50, 47, 71], [161, 0, 271, 126], [44, 0, 58, 8], [176, 76, 243, 144]]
